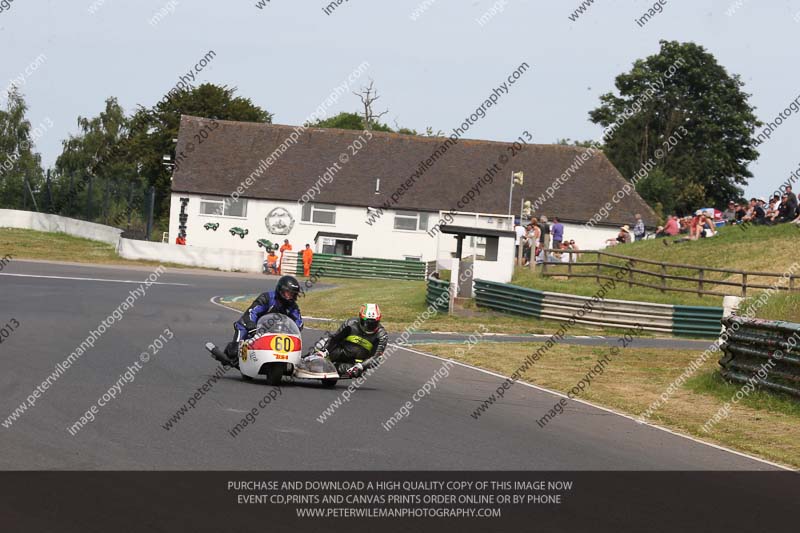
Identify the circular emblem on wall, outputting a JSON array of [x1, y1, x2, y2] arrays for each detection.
[[266, 207, 295, 235]]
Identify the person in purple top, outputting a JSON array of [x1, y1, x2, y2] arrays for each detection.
[[551, 217, 564, 249]]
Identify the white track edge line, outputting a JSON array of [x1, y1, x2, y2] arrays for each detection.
[[393, 343, 795, 472], [0, 272, 191, 286]]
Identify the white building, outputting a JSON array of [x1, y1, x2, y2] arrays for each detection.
[[168, 116, 658, 276]]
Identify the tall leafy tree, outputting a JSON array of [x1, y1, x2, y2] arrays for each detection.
[[312, 111, 422, 135], [128, 83, 272, 219], [589, 40, 761, 214], [312, 111, 394, 132], [54, 97, 135, 217], [0, 88, 45, 209], [55, 84, 272, 224], [555, 138, 598, 148]]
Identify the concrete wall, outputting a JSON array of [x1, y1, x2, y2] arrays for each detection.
[[0, 209, 122, 246], [117, 238, 263, 272], [0, 208, 262, 272]]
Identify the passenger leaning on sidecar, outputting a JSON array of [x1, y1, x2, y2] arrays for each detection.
[[310, 303, 388, 378], [223, 275, 304, 363]]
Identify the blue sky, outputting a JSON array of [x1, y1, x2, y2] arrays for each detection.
[[2, 0, 798, 198]]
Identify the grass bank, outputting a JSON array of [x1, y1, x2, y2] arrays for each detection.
[[0, 227, 197, 270], [514, 224, 800, 308]]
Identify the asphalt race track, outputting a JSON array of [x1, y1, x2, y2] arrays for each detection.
[[0, 260, 782, 470]]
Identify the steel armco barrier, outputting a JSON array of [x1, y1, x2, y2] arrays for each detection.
[[719, 316, 800, 398], [474, 279, 724, 337]]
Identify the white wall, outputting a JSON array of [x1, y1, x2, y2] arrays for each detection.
[[166, 194, 624, 263], [472, 236, 515, 284], [169, 193, 442, 261], [117, 238, 263, 272], [559, 222, 619, 250], [0, 209, 122, 246]]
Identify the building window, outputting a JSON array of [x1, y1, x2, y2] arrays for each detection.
[[302, 203, 336, 225], [394, 211, 429, 231], [199, 197, 247, 218]]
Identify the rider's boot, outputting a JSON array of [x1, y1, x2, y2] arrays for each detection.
[[223, 341, 240, 368]]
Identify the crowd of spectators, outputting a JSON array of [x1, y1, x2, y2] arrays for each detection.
[[651, 184, 800, 245], [515, 216, 580, 265], [512, 184, 800, 264], [721, 185, 800, 227]]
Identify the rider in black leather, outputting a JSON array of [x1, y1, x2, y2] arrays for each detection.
[[313, 304, 387, 378], [223, 276, 303, 364]]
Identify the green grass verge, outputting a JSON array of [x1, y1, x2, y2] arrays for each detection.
[[743, 293, 800, 322], [415, 340, 800, 469], [602, 223, 799, 274], [513, 224, 800, 309], [0, 227, 198, 270]]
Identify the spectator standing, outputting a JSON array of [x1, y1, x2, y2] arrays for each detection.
[[514, 221, 526, 263], [175, 233, 186, 245], [551, 217, 564, 249], [522, 224, 533, 266], [633, 214, 645, 241], [278, 239, 292, 274], [786, 185, 798, 219], [302, 244, 314, 277], [540, 216, 551, 252], [530, 218, 542, 264]]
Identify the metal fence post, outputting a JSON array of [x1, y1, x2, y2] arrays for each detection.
[[698, 269, 704, 298], [86, 175, 93, 220], [66, 173, 75, 214], [45, 169, 53, 212], [595, 252, 601, 283], [628, 260, 635, 288], [145, 186, 155, 241]]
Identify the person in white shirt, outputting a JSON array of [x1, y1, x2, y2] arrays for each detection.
[[514, 223, 526, 263]]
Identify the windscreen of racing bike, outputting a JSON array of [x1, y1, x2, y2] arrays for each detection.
[[256, 313, 301, 336]]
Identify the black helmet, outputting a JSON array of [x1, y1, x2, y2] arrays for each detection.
[[276, 275, 301, 304]]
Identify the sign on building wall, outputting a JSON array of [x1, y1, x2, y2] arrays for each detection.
[[266, 207, 295, 235]]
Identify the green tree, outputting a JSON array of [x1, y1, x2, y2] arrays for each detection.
[[312, 111, 395, 132], [54, 97, 135, 217], [313, 112, 367, 130], [128, 83, 272, 220], [56, 84, 272, 226], [555, 138, 598, 148], [0, 88, 45, 209], [589, 40, 761, 214]]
